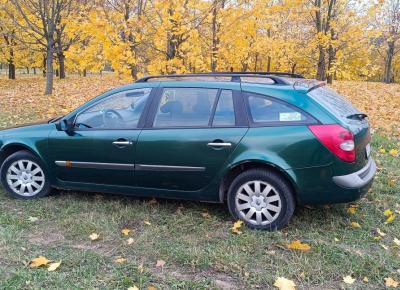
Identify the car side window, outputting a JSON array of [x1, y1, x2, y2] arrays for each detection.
[[212, 90, 235, 126], [75, 88, 151, 129], [247, 93, 311, 125], [153, 88, 218, 128]]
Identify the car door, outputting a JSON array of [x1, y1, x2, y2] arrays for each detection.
[[48, 86, 155, 186], [134, 82, 248, 192]]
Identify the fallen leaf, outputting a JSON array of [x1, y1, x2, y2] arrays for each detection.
[[29, 256, 50, 268], [287, 240, 311, 251], [28, 216, 39, 222], [373, 236, 382, 241], [127, 287, 139, 290], [379, 148, 386, 154], [384, 277, 399, 288], [156, 259, 166, 270], [350, 222, 361, 229], [385, 214, 396, 224], [334, 237, 340, 242], [144, 220, 151, 226], [201, 211, 211, 219], [343, 275, 356, 284], [121, 228, 131, 236], [394, 238, 400, 246], [114, 257, 127, 264], [363, 276, 369, 283], [389, 149, 398, 157], [148, 286, 157, 290], [347, 206, 357, 214], [384, 209, 394, 217], [273, 277, 296, 290], [380, 244, 389, 250], [127, 238, 134, 245], [89, 233, 99, 241], [231, 220, 243, 235], [377, 228, 386, 237], [48, 261, 61, 272]]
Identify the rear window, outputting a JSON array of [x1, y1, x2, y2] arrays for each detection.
[[308, 87, 360, 122]]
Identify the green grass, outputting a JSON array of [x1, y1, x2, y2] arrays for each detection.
[[0, 130, 399, 289]]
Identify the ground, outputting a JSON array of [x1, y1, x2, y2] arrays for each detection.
[[0, 75, 399, 289]]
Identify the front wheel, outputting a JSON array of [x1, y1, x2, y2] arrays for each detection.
[[0, 151, 51, 199], [227, 169, 295, 231]]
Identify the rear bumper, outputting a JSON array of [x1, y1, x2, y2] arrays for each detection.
[[332, 158, 376, 189]]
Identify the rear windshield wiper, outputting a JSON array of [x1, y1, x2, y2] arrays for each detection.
[[347, 113, 368, 120]]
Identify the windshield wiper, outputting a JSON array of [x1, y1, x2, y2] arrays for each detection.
[[347, 113, 368, 120]]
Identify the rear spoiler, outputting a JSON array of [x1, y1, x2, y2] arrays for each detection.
[[293, 80, 326, 93]]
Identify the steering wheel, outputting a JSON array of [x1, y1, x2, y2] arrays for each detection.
[[102, 109, 124, 128]]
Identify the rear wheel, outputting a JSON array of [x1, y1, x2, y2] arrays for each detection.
[[227, 169, 295, 230], [0, 151, 51, 199]]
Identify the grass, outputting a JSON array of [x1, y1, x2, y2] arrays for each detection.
[[0, 76, 399, 289]]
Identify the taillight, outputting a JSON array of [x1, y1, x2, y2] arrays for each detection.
[[308, 124, 356, 162]]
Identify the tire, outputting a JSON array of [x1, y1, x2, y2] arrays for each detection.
[[227, 169, 295, 231], [0, 150, 51, 199]]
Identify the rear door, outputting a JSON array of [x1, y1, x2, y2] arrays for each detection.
[[134, 82, 248, 192]]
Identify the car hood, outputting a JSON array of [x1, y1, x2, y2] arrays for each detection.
[[0, 119, 54, 136]]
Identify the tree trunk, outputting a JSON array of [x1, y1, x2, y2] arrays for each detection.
[[33, 67, 37, 74], [8, 48, 16, 80], [383, 41, 395, 84], [316, 45, 326, 80], [8, 62, 16, 80], [43, 55, 46, 77], [26, 67, 29, 74], [267, 56, 271, 72], [58, 53, 65, 79], [291, 63, 297, 74], [45, 35, 54, 95], [83, 69, 87, 77], [130, 66, 138, 79], [211, 0, 218, 72]]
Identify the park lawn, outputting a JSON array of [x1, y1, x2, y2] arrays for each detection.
[[0, 76, 399, 289]]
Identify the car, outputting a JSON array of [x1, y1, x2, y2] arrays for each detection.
[[0, 72, 376, 230]]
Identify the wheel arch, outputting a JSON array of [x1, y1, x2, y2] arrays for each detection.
[[0, 143, 44, 170], [218, 160, 299, 203]]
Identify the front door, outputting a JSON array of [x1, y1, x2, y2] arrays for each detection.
[[48, 87, 153, 186], [135, 84, 248, 192]]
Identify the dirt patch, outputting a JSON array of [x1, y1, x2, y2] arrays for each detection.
[[27, 232, 65, 245]]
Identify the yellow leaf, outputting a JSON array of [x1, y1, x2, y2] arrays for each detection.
[[389, 149, 398, 157], [121, 228, 131, 236], [343, 275, 356, 284], [144, 220, 151, 226], [29, 256, 50, 268], [273, 277, 296, 290], [114, 257, 127, 264], [201, 211, 211, 219], [384, 209, 394, 217], [231, 220, 243, 234], [385, 214, 396, 224], [127, 287, 139, 290], [334, 237, 340, 242], [379, 148, 386, 154], [350, 222, 361, 229], [384, 277, 399, 288], [28, 216, 39, 222], [48, 261, 61, 272], [363, 276, 369, 283], [393, 238, 400, 246], [347, 206, 357, 215], [148, 286, 157, 290], [287, 240, 311, 251], [373, 236, 382, 241], [89, 233, 99, 241]]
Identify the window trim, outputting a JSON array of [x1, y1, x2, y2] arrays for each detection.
[[243, 91, 319, 127], [72, 88, 155, 131], [145, 87, 245, 129]]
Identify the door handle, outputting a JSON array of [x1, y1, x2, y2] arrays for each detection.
[[207, 142, 232, 148], [112, 140, 133, 146]]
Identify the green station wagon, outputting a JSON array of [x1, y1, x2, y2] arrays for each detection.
[[0, 72, 376, 230]]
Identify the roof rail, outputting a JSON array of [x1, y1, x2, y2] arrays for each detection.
[[135, 72, 303, 84]]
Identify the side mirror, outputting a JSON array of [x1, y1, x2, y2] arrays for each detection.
[[56, 118, 74, 134]]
